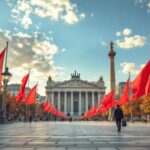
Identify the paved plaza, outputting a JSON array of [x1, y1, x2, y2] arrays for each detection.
[[0, 121, 150, 150]]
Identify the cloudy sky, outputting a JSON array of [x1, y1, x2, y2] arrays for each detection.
[[0, 0, 150, 96]]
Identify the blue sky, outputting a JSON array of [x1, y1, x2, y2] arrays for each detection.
[[0, 0, 150, 95]]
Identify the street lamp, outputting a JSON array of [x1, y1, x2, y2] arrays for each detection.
[[0, 67, 12, 123]]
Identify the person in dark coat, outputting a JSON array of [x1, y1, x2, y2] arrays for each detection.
[[114, 105, 124, 132], [29, 115, 32, 124]]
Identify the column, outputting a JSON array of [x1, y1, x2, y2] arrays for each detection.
[[64, 92, 67, 114], [52, 92, 54, 105], [58, 91, 60, 110], [79, 91, 81, 115], [86, 92, 88, 112], [92, 91, 94, 107], [47, 93, 49, 103], [98, 92, 101, 105], [71, 91, 73, 115]]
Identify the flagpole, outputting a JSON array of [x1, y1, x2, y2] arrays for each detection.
[[129, 72, 133, 122], [25, 69, 30, 122], [36, 82, 38, 121]]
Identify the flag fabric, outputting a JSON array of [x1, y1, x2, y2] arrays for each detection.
[[47, 103, 53, 113], [101, 90, 115, 109], [49, 104, 55, 114], [145, 76, 150, 96], [96, 104, 108, 115], [117, 78, 130, 106], [26, 84, 37, 105], [0, 49, 6, 88], [16, 73, 29, 102], [131, 60, 150, 99], [43, 101, 49, 112]]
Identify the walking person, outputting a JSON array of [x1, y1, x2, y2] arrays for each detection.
[[29, 115, 32, 124], [114, 105, 124, 132]]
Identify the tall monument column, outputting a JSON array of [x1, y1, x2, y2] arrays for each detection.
[[108, 41, 116, 120]]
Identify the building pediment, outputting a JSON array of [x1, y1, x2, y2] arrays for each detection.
[[53, 79, 99, 89]]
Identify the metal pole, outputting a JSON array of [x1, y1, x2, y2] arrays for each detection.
[[129, 72, 133, 122], [25, 69, 30, 122], [2, 41, 9, 111], [5, 41, 8, 69], [2, 82, 7, 119]]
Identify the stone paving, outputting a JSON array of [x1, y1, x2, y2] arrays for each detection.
[[0, 121, 150, 150]]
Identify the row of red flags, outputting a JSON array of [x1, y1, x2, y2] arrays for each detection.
[[43, 101, 68, 119], [81, 60, 150, 119]]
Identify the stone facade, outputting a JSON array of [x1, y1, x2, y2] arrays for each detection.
[[46, 71, 106, 117]]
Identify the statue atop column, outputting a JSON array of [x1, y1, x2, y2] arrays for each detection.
[[108, 41, 116, 121]]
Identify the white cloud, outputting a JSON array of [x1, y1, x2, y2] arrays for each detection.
[[116, 35, 146, 49], [115, 28, 146, 49], [0, 29, 66, 95], [21, 14, 32, 29], [120, 62, 145, 75], [8, 0, 86, 28], [123, 28, 132, 36], [17, 43, 23, 48], [79, 13, 86, 19], [61, 11, 79, 24], [116, 28, 132, 37], [116, 32, 121, 37]]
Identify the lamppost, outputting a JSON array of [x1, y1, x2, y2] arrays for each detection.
[[0, 41, 12, 124], [0, 67, 12, 123]]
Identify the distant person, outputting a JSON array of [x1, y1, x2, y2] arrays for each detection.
[[114, 105, 124, 132], [29, 115, 32, 124]]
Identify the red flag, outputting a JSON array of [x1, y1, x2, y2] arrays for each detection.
[[16, 73, 29, 102], [43, 101, 49, 112], [47, 103, 53, 113], [145, 76, 150, 96], [88, 107, 97, 117], [96, 104, 107, 115], [131, 60, 150, 99], [101, 90, 115, 109], [49, 104, 55, 114], [0, 49, 6, 88], [117, 78, 130, 106], [26, 84, 37, 105]]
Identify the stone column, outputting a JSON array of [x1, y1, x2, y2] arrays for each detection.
[[98, 92, 101, 105], [64, 92, 67, 114], [71, 91, 73, 115], [52, 92, 54, 105], [79, 91, 81, 115], [86, 92, 88, 112], [108, 42, 116, 120], [92, 91, 94, 107], [58, 91, 60, 110]]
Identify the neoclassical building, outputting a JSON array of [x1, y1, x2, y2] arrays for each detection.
[[45, 71, 106, 117]]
